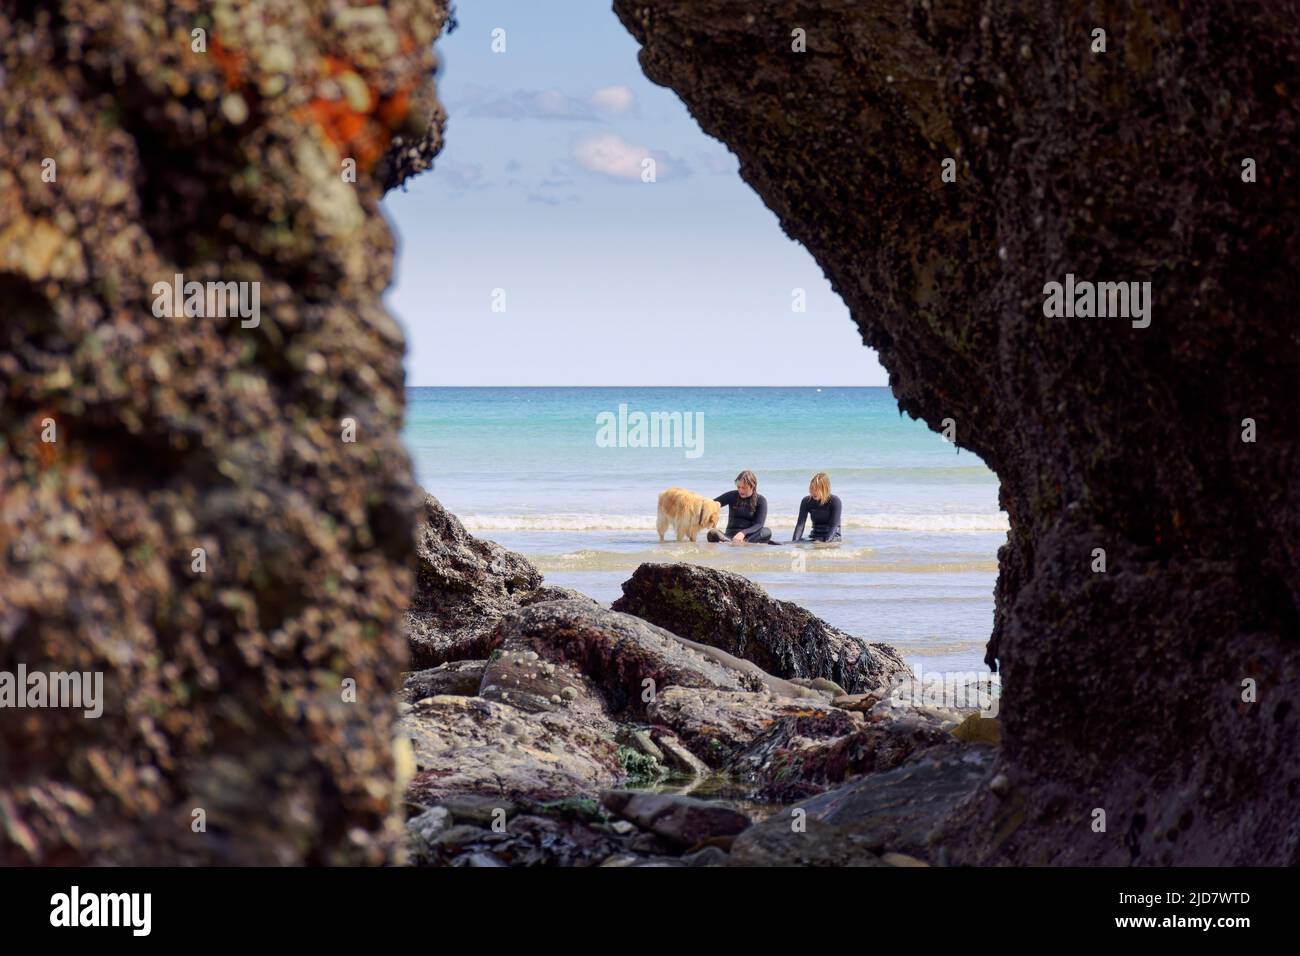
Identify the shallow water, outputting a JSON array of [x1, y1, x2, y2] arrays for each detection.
[[491, 529, 1000, 674], [634, 770, 787, 818]]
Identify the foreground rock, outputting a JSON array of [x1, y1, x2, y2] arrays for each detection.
[[601, 790, 751, 848], [478, 643, 600, 716], [407, 791, 749, 867], [726, 708, 956, 803], [399, 599, 890, 832], [399, 593, 1008, 864], [728, 745, 996, 866], [408, 801, 631, 867], [613, 563, 910, 693], [397, 553, 1008, 865], [400, 600, 814, 804], [0, 0, 452, 864], [488, 599, 820, 713], [404, 695, 622, 804], [406, 494, 544, 667], [403, 661, 487, 701], [520, 585, 599, 607], [615, 0, 1300, 866], [646, 686, 842, 767]]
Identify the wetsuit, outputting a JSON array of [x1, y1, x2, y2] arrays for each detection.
[[793, 494, 842, 542], [710, 490, 772, 543]]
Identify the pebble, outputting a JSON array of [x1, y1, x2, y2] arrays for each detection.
[[407, 806, 450, 842], [220, 93, 248, 125]]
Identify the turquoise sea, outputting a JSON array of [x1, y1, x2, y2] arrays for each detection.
[[403, 387, 1006, 675]]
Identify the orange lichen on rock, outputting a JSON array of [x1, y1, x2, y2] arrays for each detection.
[[375, 89, 410, 128], [208, 36, 245, 89], [297, 56, 415, 172]]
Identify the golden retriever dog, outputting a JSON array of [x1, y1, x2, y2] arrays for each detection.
[[657, 487, 721, 542]]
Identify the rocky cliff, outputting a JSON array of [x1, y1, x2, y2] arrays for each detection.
[[0, 0, 450, 863], [614, 0, 1300, 864]]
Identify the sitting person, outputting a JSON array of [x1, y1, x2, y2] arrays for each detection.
[[793, 472, 842, 543], [707, 469, 772, 544]]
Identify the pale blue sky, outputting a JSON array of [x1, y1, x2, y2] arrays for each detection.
[[381, 0, 888, 386]]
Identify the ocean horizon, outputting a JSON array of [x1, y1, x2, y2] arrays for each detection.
[[403, 386, 1006, 674]]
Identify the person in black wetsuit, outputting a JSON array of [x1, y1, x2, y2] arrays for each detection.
[[707, 469, 773, 544], [793, 472, 842, 542]]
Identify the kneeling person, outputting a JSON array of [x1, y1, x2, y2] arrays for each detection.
[[793, 471, 842, 543], [708, 469, 772, 544]]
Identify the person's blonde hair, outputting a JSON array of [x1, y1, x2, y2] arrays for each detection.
[[734, 469, 758, 495], [810, 472, 831, 505]]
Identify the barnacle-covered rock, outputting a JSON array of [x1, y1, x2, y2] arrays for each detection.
[[0, 0, 450, 864]]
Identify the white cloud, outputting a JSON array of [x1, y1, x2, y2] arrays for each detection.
[[572, 133, 660, 180], [534, 89, 572, 116], [589, 85, 635, 115]]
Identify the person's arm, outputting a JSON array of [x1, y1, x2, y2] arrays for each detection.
[[826, 495, 842, 538], [714, 490, 737, 506], [792, 497, 810, 541], [737, 495, 768, 540]]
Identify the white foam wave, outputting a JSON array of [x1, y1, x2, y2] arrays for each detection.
[[529, 548, 999, 574], [457, 512, 1009, 533]]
